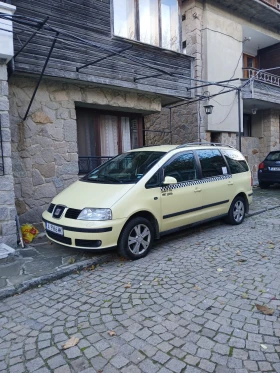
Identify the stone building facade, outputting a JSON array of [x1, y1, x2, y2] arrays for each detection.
[[0, 0, 17, 247], [145, 0, 280, 183], [9, 76, 162, 224], [0, 63, 17, 247]]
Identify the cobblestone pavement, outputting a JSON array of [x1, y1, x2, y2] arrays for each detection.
[[1, 207, 280, 373], [1, 185, 280, 296], [249, 185, 280, 215]]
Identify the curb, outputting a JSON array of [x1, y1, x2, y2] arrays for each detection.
[[246, 204, 280, 218], [0, 252, 118, 301]]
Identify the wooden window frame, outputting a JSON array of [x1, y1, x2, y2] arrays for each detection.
[[76, 108, 143, 158], [111, 0, 182, 53]]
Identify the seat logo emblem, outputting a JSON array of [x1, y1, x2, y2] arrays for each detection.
[[54, 208, 61, 216]]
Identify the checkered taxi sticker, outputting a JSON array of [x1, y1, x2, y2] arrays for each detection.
[[160, 174, 232, 193]]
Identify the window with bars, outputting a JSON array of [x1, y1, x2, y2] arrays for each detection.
[[76, 108, 143, 173], [112, 0, 181, 52]]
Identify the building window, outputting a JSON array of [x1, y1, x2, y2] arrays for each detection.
[[243, 54, 258, 78], [76, 108, 143, 173], [243, 114, 252, 137], [113, 0, 180, 52], [277, 1, 280, 9], [113, 0, 136, 39]]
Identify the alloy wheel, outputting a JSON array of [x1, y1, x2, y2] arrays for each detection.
[[233, 200, 245, 223], [128, 224, 151, 255]]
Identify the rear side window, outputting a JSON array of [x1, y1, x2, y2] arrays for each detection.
[[266, 152, 280, 161], [196, 149, 228, 178], [221, 149, 249, 174]]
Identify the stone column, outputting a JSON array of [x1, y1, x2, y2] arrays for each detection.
[[260, 109, 280, 158], [0, 61, 17, 247]]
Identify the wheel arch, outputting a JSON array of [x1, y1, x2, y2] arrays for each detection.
[[118, 211, 160, 242], [234, 192, 249, 213]]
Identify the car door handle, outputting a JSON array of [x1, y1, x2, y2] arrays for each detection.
[[194, 188, 202, 192], [228, 181, 234, 186]]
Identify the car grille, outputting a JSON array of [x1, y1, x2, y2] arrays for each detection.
[[47, 203, 55, 213], [47, 231, 72, 245], [75, 239, 102, 248], [52, 205, 66, 219], [65, 208, 82, 219]]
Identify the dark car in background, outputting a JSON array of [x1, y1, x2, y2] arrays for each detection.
[[258, 151, 280, 188]]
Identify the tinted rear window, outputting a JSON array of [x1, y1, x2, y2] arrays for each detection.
[[196, 149, 228, 178], [221, 149, 249, 174], [266, 152, 280, 161]]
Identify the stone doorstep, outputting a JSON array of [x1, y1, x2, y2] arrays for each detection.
[[0, 243, 15, 260]]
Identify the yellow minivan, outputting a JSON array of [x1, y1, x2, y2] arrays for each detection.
[[42, 143, 253, 260]]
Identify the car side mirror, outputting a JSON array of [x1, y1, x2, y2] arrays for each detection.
[[163, 176, 177, 185]]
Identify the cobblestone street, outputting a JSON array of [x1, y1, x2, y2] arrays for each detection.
[[1, 207, 280, 373]]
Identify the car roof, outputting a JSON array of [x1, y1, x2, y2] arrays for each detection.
[[130, 145, 177, 152], [130, 144, 236, 153]]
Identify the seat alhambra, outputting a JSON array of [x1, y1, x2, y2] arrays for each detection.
[[43, 143, 253, 260]]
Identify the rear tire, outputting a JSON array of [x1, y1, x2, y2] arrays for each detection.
[[226, 196, 246, 225], [118, 217, 154, 260], [259, 182, 270, 189]]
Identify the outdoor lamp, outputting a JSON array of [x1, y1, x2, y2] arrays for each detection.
[[204, 104, 214, 115]]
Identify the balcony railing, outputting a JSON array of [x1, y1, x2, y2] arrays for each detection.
[[78, 156, 113, 174], [243, 68, 280, 87]]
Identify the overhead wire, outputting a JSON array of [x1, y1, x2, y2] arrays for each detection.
[[0, 13, 245, 89], [0, 13, 255, 112]]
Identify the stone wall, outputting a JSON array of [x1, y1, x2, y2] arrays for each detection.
[[259, 109, 280, 160], [144, 104, 198, 146], [241, 137, 260, 184], [9, 76, 161, 224], [144, 0, 203, 145], [0, 62, 17, 247]]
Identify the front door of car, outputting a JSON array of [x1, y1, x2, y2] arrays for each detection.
[[160, 151, 204, 232], [195, 149, 232, 219]]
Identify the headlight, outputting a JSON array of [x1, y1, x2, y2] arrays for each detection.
[[77, 208, 112, 221]]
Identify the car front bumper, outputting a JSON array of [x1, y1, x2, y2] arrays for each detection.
[[42, 211, 126, 250]]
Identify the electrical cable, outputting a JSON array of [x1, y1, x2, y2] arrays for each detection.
[[0, 14, 248, 88], [0, 13, 257, 112], [208, 95, 237, 127]]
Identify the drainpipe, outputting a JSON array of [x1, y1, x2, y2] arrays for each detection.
[[237, 88, 242, 152]]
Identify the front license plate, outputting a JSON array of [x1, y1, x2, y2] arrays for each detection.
[[269, 167, 280, 171], [46, 222, 64, 236]]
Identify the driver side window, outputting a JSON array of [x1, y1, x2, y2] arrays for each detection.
[[164, 152, 197, 182]]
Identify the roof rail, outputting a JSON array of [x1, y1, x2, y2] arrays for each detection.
[[176, 142, 235, 149]]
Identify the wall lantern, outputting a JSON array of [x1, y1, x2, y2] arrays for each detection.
[[204, 104, 214, 115], [202, 91, 214, 115], [251, 107, 258, 115]]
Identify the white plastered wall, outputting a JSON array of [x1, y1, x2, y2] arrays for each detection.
[[203, 3, 243, 133]]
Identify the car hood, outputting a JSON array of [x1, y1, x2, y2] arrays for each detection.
[[52, 180, 135, 209]]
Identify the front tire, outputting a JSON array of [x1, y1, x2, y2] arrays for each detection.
[[118, 217, 154, 260], [226, 196, 246, 225]]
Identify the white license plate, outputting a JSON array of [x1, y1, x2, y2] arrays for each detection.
[[46, 222, 64, 236], [270, 167, 280, 171]]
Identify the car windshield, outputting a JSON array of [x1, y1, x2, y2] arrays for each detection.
[[266, 152, 280, 161], [84, 151, 165, 184]]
